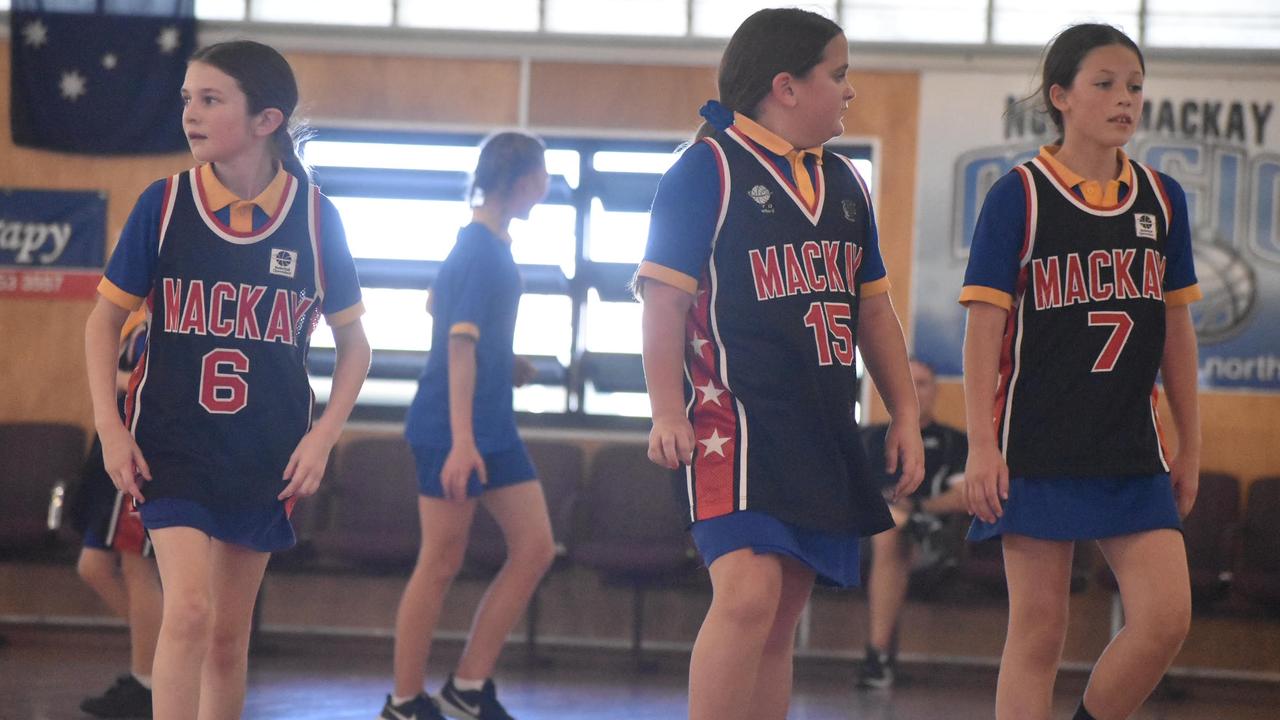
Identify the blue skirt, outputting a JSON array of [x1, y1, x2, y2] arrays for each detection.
[[140, 497, 296, 553], [968, 473, 1181, 542], [691, 510, 861, 588]]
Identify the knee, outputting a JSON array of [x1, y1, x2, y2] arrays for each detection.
[[205, 622, 251, 674], [1008, 597, 1069, 666], [415, 543, 466, 585], [163, 591, 211, 644], [77, 553, 113, 587], [510, 532, 556, 578], [1129, 599, 1191, 656], [710, 579, 781, 631]]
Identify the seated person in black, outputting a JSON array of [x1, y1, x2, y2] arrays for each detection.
[[857, 359, 968, 689]]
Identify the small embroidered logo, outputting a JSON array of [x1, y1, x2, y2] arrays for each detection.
[[1134, 213, 1157, 240], [270, 248, 297, 278]]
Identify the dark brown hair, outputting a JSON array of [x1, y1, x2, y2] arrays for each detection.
[[189, 41, 310, 181], [468, 131, 546, 206], [1033, 24, 1145, 140], [695, 8, 844, 139]]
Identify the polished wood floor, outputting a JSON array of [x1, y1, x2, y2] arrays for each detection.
[[4, 625, 1279, 719]]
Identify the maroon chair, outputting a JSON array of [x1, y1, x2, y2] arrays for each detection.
[[307, 435, 421, 571], [0, 422, 87, 557], [568, 443, 702, 667], [1235, 476, 1280, 614]]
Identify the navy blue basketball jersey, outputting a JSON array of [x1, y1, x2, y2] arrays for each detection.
[[985, 156, 1185, 477], [108, 167, 351, 511], [641, 116, 894, 536]]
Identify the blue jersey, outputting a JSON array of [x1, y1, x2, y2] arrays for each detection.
[[405, 221, 522, 452], [637, 113, 893, 536], [100, 165, 363, 511], [960, 147, 1200, 477]]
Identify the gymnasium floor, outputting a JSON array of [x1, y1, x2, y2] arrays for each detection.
[[4, 625, 1279, 720]]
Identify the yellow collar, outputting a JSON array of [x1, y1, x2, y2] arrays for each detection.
[[733, 112, 824, 164], [198, 163, 290, 215], [1038, 145, 1131, 206]]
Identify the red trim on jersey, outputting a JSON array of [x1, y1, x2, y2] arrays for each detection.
[[992, 269, 1024, 440], [1015, 166, 1034, 261], [1150, 386, 1170, 462], [687, 271, 739, 521], [107, 495, 149, 555], [312, 187, 328, 293], [195, 169, 296, 238], [1145, 165, 1174, 228], [726, 126, 822, 218], [158, 176, 175, 238]]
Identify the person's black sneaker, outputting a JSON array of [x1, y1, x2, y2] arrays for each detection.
[[379, 692, 446, 720], [79, 674, 153, 718], [854, 646, 894, 690], [438, 675, 515, 720]]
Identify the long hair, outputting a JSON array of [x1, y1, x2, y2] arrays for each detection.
[[1025, 24, 1145, 142], [189, 41, 312, 181], [695, 8, 843, 139]]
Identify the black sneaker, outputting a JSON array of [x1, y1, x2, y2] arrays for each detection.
[[855, 646, 894, 690], [438, 676, 515, 720], [379, 693, 445, 720], [80, 674, 152, 718]]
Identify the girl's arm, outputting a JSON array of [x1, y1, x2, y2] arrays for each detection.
[[641, 280, 696, 469], [961, 302, 1009, 523], [1161, 304, 1201, 517], [438, 333, 486, 502], [279, 319, 371, 500], [85, 297, 150, 502], [856, 292, 924, 500]]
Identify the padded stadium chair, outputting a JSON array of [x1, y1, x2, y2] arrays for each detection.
[[0, 422, 87, 558], [307, 435, 421, 571], [1234, 476, 1280, 615], [463, 438, 584, 662], [568, 443, 702, 669]]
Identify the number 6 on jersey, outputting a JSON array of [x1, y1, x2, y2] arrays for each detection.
[[1087, 311, 1133, 373], [200, 348, 250, 414]]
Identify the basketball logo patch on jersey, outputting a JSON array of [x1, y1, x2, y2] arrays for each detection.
[[748, 185, 775, 214], [841, 199, 858, 223], [1134, 213, 1157, 240], [270, 248, 298, 278]]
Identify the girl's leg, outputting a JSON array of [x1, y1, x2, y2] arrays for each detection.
[[77, 547, 129, 617], [120, 553, 164, 679], [748, 556, 816, 720], [1082, 529, 1191, 720], [148, 527, 214, 720], [391, 496, 477, 698], [866, 519, 914, 652], [455, 481, 555, 680], [996, 534, 1074, 720], [196, 539, 270, 720], [689, 549, 784, 720]]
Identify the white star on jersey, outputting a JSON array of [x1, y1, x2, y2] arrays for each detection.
[[690, 335, 710, 357], [60, 71, 87, 101], [157, 26, 181, 54], [696, 380, 725, 406], [22, 20, 49, 49], [102, 53, 118, 70], [699, 428, 730, 458]]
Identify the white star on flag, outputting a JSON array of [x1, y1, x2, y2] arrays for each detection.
[[157, 26, 180, 54], [60, 71, 87, 102], [696, 380, 725, 406], [699, 428, 730, 458], [22, 20, 49, 49], [102, 53, 118, 70], [690, 335, 710, 357]]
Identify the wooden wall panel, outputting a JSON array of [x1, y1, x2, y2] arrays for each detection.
[[528, 62, 716, 132]]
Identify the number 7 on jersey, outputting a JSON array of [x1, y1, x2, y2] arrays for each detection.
[[1087, 311, 1133, 373]]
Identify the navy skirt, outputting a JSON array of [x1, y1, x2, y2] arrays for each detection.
[[140, 497, 296, 553], [691, 510, 862, 588], [968, 473, 1181, 542]]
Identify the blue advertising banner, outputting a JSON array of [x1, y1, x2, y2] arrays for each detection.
[[0, 187, 106, 300], [911, 71, 1280, 393]]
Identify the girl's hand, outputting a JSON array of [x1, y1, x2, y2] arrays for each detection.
[[513, 356, 537, 387], [440, 440, 486, 503], [1169, 451, 1200, 519], [884, 420, 925, 502], [280, 429, 336, 500], [99, 422, 150, 504], [964, 442, 1008, 524], [648, 414, 695, 469]]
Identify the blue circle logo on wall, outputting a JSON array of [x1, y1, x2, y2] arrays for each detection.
[[1192, 240, 1255, 344]]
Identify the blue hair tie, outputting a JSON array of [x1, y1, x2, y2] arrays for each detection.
[[698, 100, 735, 131]]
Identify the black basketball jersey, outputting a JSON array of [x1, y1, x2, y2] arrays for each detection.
[[998, 157, 1173, 477], [682, 127, 893, 536], [125, 169, 326, 511]]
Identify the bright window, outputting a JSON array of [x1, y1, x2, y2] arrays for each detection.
[[544, 0, 687, 35], [252, 0, 392, 25], [398, 0, 539, 32], [992, 1, 1140, 45], [846, 0, 988, 44]]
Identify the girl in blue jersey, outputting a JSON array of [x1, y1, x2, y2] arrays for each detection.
[[637, 10, 924, 720], [85, 41, 370, 720], [383, 132, 554, 720], [961, 24, 1201, 720]]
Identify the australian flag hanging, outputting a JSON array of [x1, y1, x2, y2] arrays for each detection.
[[10, 0, 195, 154]]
